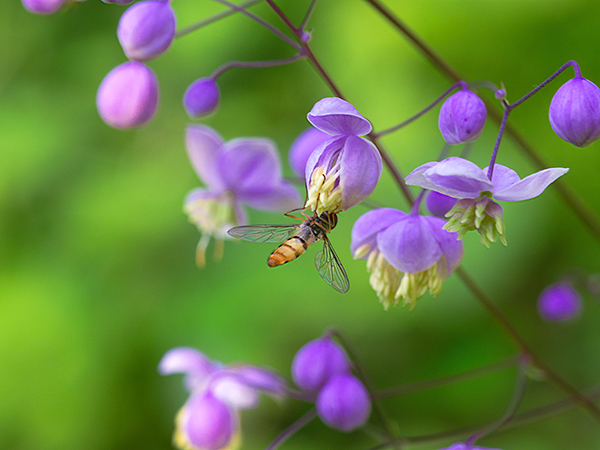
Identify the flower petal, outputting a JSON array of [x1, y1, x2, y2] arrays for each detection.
[[186, 125, 226, 191], [304, 136, 346, 184], [238, 180, 301, 212], [350, 208, 407, 258], [338, 136, 382, 211], [426, 217, 463, 277], [217, 138, 282, 197], [378, 215, 442, 273], [307, 97, 372, 136], [289, 127, 332, 178], [158, 347, 218, 392], [483, 164, 520, 192], [230, 366, 287, 396], [494, 167, 569, 201]]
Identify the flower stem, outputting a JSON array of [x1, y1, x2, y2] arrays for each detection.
[[264, 408, 317, 450], [486, 108, 509, 181], [210, 53, 306, 79]]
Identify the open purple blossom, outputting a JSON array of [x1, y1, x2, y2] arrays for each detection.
[[159, 347, 286, 450], [21, 0, 65, 14], [316, 373, 371, 432], [538, 282, 582, 322], [117, 0, 176, 61], [288, 127, 331, 178], [351, 207, 463, 309], [96, 61, 159, 129], [405, 157, 568, 246], [549, 77, 600, 147], [184, 78, 220, 118], [438, 89, 487, 145], [184, 125, 300, 266], [304, 97, 382, 214]]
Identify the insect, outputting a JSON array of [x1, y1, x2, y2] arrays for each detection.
[[227, 211, 349, 293]]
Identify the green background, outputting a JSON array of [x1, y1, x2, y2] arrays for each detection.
[[2, 1, 600, 449]]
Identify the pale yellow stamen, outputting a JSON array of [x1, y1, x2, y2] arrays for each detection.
[[305, 165, 342, 214]]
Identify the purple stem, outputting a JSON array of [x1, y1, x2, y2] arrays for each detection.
[[264, 409, 317, 450], [486, 108, 509, 181], [210, 53, 306, 79]]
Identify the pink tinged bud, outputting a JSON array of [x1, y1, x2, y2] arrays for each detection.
[[181, 393, 237, 450], [538, 283, 582, 322], [184, 78, 220, 118], [438, 90, 487, 144], [549, 77, 600, 147], [117, 0, 176, 61], [96, 61, 159, 129], [425, 191, 457, 218], [316, 374, 371, 432], [21, 0, 65, 14], [292, 337, 351, 392]]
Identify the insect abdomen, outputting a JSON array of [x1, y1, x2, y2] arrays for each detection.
[[267, 237, 308, 267]]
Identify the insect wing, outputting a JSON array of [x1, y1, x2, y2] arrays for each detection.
[[227, 224, 299, 243], [314, 236, 350, 293]]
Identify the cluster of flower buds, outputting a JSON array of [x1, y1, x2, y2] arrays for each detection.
[[292, 335, 371, 431], [159, 347, 287, 450], [183, 124, 300, 266]]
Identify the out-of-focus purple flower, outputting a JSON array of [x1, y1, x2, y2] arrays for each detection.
[[184, 125, 300, 266], [316, 374, 371, 432], [96, 61, 159, 129], [289, 127, 331, 178], [549, 77, 600, 147], [291, 336, 351, 392], [351, 208, 463, 309], [184, 78, 220, 118], [160, 347, 286, 450], [102, 0, 134, 5], [21, 0, 65, 14], [438, 89, 487, 145], [437, 443, 502, 450], [304, 98, 382, 214], [426, 191, 457, 218], [538, 282, 582, 322], [406, 157, 568, 246], [117, 0, 176, 61]]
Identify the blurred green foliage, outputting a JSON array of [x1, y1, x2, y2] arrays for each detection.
[[2, 1, 600, 449]]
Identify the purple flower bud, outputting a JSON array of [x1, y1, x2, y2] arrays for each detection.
[[21, 0, 65, 14], [96, 61, 159, 129], [438, 90, 487, 144], [289, 127, 332, 178], [184, 78, 220, 118], [316, 374, 371, 432], [425, 191, 457, 218], [179, 393, 237, 450], [538, 283, 582, 322], [549, 77, 600, 147], [292, 336, 351, 392], [117, 0, 176, 61]]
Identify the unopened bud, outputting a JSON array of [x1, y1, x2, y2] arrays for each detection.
[[184, 78, 220, 118], [316, 374, 371, 432], [438, 90, 487, 144]]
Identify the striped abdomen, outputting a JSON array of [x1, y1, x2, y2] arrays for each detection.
[[267, 227, 319, 267]]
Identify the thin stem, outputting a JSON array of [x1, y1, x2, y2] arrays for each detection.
[[210, 0, 303, 51], [374, 82, 466, 138], [175, 0, 264, 39], [210, 53, 305, 79], [264, 409, 317, 450], [486, 108, 510, 180], [300, 0, 318, 31], [265, 0, 301, 34], [375, 354, 519, 399], [410, 190, 425, 215]]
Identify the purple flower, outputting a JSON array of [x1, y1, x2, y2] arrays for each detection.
[[159, 347, 286, 450], [426, 191, 457, 218], [184, 78, 220, 118], [351, 208, 463, 309], [96, 61, 159, 129], [184, 125, 300, 265], [288, 127, 331, 178], [21, 0, 65, 14], [538, 282, 582, 322], [316, 374, 371, 432], [549, 77, 600, 147], [437, 443, 502, 450], [438, 89, 487, 145], [405, 157, 568, 246], [291, 336, 351, 392], [303, 98, 382, 214], [117, 0, 176, 61]]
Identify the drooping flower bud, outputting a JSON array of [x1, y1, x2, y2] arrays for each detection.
[[549, 77, 600, 147], [21, 0, 65, 14], [438, 90, 487, 144], [117, 0, 176, 61], [538, 283, 582, 322], [316, 374, 371, 432], [289, 127, 332, 178], [291, 336, 351, 392], [96, 61, 159, 129], [425, 191, 457, 218], [184, 78, 220, 118]]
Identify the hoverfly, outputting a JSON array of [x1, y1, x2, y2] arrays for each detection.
[[227, 211, 349, 293]]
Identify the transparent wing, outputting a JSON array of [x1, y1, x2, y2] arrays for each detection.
[[314, 236, 350, 294], [227, 224, 299, 243]]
